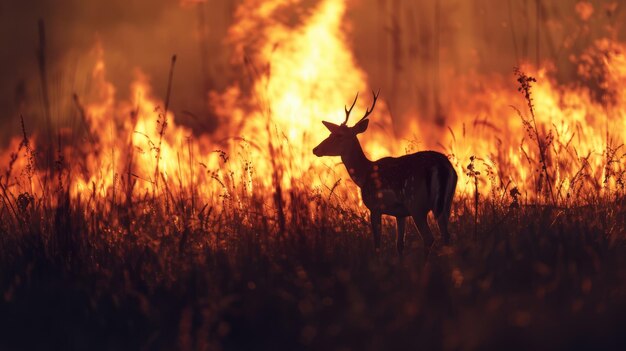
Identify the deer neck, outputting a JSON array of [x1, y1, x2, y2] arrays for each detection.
[[340, 138, 372, 188]]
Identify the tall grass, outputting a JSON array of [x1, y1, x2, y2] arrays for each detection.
[[1, 162, 625, 349], [1, 62, 626, 350]]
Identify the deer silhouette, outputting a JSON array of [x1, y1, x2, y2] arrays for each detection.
[[313, 91, 457, 254]]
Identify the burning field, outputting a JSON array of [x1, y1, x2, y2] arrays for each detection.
[[1, 0, 626, 349]]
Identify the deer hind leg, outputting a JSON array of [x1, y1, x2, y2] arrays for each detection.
[[370, 211, 382, 251], [436, 171, 456, 245], [411, 211, 434, 256], [436, 213, 450, 245], [396, 216, 406, 255]]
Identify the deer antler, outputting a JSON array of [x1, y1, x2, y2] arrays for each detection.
[[343, 92, 359, 125], [342, 90, 380, 126], [355, 89, 380, 125]]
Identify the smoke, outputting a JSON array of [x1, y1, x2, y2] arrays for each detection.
[[350, 0, 624, 134], [0, 0, 234, 144], [0, 0, 624, 144]]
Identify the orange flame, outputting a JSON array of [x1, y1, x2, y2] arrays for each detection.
[[1, 0, 625, 213]]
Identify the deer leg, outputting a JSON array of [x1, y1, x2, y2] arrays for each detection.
[[396, 216, 406, 255], [370, 211, 382, 251], [437, 213, 451, 245], [412, 213, 434, 256]]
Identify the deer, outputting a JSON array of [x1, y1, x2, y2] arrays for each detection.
[[312, 91, 457, 255]]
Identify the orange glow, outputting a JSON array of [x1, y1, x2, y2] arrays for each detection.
[[1, 0, 625, 213]]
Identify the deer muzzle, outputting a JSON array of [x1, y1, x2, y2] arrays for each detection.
[[312, 146, 322, 157]]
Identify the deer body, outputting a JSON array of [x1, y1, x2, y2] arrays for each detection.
[[313, 91, 457, 254]]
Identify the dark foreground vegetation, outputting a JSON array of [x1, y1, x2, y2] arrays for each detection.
[[1, 190, 626, 351]]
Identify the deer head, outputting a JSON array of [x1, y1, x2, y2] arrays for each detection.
[[312, 90, 379, 157]]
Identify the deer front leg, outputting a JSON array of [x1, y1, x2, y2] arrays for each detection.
[[370, 211, 382, 251], [396, 216, 406, 255]]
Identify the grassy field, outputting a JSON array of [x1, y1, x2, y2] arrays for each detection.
[[1, 179, 626, 350], [0, 44, 625, 348]]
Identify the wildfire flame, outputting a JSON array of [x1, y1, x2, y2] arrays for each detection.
[[1, 0, 625, 214]]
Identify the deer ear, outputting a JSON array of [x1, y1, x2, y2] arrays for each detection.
[[322, 121, 341, 133], [352, 119, 369, 134]]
